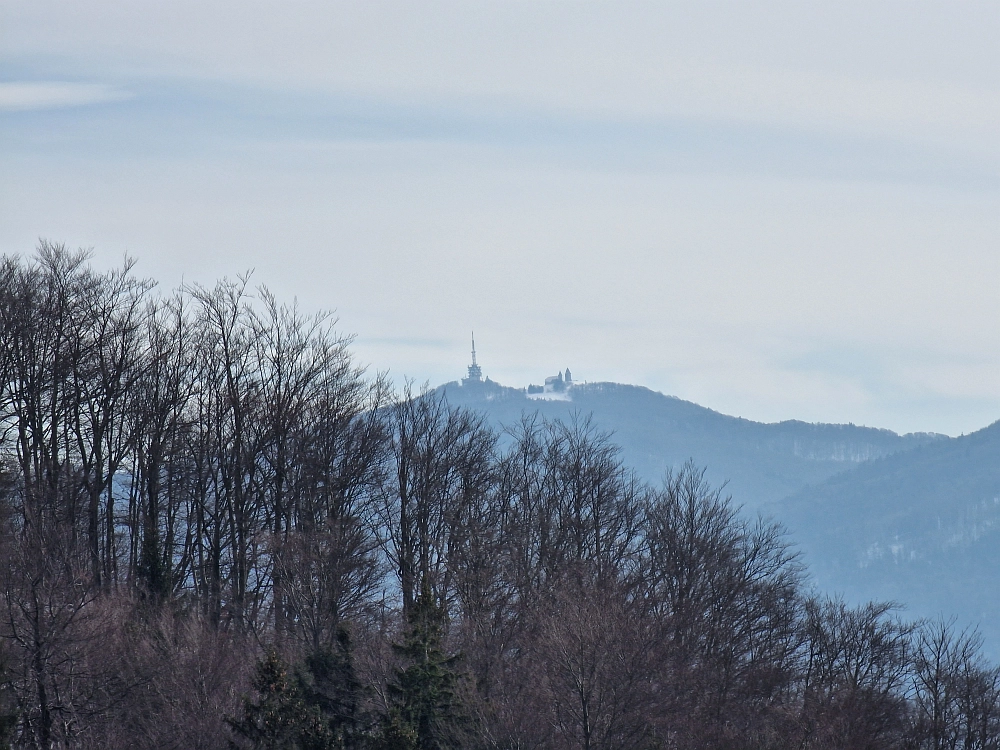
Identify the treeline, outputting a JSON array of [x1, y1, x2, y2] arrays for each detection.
[[0, 243, 997, 749]]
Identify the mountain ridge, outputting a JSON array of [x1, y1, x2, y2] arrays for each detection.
[[438, 376, 1000, 655], [770, 418, 1000, 655], [437, 378, 947, 508]]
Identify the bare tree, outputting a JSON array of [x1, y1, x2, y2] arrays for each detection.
[[535, 578, 655, 750], [3, 242, 1000, 749], [129, 291, 196, 599], [381, 386, 496, 618], [911, 618, 1000, 750], [71, 257, 155, 590], [797, 598, 913, 750], [639, 463, 803, 746]]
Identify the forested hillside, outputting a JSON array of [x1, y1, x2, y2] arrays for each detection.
[[0, 245, 998, 749], [774, 421, 1000, 659], [438, 379, 943, 508]]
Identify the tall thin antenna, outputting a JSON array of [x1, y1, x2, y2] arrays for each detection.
[[465, 332, 483, 383]]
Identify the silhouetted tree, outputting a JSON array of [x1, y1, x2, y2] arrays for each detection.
[[1, 241, 998, 750], [798, 598, 913, 750], [382, 386, 495, 618], [911, 618, 1000, 749], [229, 650, 336, 750], [297, 628, 368, 749], [381, 579, 465, 750]]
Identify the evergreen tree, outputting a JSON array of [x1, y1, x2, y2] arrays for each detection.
[[228, 650, 337, 750], [369, 715, 418, 750], [297, 627, 367, 749], [378, 578, 465, 750]]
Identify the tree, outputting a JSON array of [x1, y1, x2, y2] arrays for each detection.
[[380, 579, 465, 750], [536, 578, 655, 750], [911, 619, 1000, 750], [5, 241, 1000, 749], [0, 640, 17, 750], [382, 386, 496, 618], [131, 291, 195, 602], [798, 598, 913, 750], [297, 628, 368, 749], [639, 463, 803, 746], [228, 650, 337, 750]]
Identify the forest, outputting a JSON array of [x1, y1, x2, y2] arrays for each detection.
[[0, 242, 998, 749]]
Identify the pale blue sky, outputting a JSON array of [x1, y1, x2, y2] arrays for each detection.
[[3, 1, 1000, 435]]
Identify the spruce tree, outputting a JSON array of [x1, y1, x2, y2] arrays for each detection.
[[0, 662, 15, 750], [297, 627, 366, 748], [377, 578, 464, 750], [228, 650, 337, 750]]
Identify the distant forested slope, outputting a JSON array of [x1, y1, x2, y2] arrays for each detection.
[[443, 379, 1000, 657], [438, 379, 944, 508], [772, 420, 1000, 656]]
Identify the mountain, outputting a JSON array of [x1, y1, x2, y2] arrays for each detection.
[[439, 377, 1000, 654], [437, 379, 944, 509], [771, 421, 1000, 656]]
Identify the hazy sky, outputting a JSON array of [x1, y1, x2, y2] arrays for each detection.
[[3, 1, 1000, 435]]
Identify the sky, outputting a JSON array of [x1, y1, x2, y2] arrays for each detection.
[[3, 1, 1000, 436]]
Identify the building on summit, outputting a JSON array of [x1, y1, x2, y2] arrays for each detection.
[[458, 335, 574, 400], [527, 368, 574, 396]]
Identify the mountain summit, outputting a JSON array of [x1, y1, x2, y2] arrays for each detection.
[[437, 377, 943, 509], [437, 374, 1000, 655]]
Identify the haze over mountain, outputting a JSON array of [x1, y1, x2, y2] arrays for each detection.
[[772, 421, 1000, 657], [437, 369, 1000, 655], [437, 376, 944, 509]]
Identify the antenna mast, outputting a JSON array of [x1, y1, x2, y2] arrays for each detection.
[[465, 331, 483, 383]]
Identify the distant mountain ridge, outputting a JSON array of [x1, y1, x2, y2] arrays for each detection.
[[437, 379, 945, 508], [771, 419, 1000, 657], [437, 376, 1000, 656]]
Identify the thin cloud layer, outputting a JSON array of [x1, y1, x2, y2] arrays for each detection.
[[6, 2, 1000, 143], [0, 82, 130, 111]]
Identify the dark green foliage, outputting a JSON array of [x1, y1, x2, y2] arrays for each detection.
[[228, 650, 339, 750], [298, 628, 366, 748], [379, 579, 464, 750], [368, 715, 417, 750], [229, 633, 367, 750], [0, 479, 14, 750], [0, 667, 15, 750], [0, 716, 13, 750], [137, 527, 170, 602]]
